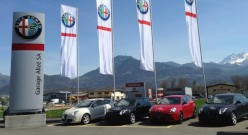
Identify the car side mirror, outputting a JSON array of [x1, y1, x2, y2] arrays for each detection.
[[182, 101, 187, 105], [235, 101, 241, 105], [92, 104, 97, 108], [136, 103, 141, 107]]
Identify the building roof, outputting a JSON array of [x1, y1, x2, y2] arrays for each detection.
[[44, 91, 71, 95], [207, 83, 238, 88], [87, 89, 125, 93]]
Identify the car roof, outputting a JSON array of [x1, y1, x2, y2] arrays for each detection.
[[215, 93, 242, 96], [86, 98, 111, 101], [164, 95, 183, 98]]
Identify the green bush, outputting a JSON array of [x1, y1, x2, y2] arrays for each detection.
[[194, 99, 206, 115], [45, 109, 66, 119]]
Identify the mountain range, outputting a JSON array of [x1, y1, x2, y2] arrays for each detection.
[[1, 53, 248, 95]]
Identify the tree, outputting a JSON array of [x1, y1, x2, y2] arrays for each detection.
[[170, 77, 176, 88], [178, 78, 189, 87], [0, 97, 8, 106], [160, 80, 168, 89]]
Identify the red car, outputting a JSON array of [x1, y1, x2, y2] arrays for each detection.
[[149, 95, 196, 124]]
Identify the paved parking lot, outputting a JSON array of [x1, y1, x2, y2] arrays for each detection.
[[1, 117, 248, 135]]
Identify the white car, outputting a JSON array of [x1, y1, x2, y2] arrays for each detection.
[[62, 98, 113, 124]]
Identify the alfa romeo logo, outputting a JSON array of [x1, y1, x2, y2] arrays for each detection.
[[98, 4, 110, 21], [62, 12, 76, 28], [15, 15, 42, 39], [137, 0, 149, 14], [185, 0, 194, 6]]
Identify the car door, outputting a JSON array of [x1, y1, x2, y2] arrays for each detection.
[[239, 95, 248, 116], [103, 99, 112, 115], [135, 99, 144, 117], [241, 95, 248, 115], [142, 98, 151, 115], [182, 96, 190, 118], [187, 96, 195, 116], [234, 95, 243, 118], [89, 100, 105, 119]]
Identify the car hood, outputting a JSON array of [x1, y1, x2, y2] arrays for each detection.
[[108, 106, 134, 112], [151, 104, 181, 112], [64, 107, 87, 114], [202, 104, 232, 110]]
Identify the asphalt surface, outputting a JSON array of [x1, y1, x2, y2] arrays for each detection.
[[0, 117, 248, 135]]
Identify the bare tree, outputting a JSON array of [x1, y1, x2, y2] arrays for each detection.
[[160, 80, 168, 89], [178, 78, 189, 87], [170, 77, 176, 88]]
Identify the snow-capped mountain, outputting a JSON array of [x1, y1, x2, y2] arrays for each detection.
[[220, 52, 248, 65]]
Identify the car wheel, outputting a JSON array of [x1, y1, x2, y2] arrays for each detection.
[[129, 113, 136, 124], [178, 112, 183, 124], [230, 112, 237, 125], [81, 114, 91, 124], [191, 108, 196, 118]]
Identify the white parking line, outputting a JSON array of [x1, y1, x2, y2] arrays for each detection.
[[46, 124, 174, 129], [165, 125, 173, 128]]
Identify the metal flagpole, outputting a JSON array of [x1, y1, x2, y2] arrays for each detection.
[[111, 0, 116, 102], [77, 7, 80, 104], [149, 0, 158, 103], [195, 0, 207, 98]]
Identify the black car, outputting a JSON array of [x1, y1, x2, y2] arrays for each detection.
[[198, 93, 248, 125], [193, 93, 204, 99], [105, 97, 152, 124]]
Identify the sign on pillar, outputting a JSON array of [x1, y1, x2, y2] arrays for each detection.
[[10, 12, 45, 114]]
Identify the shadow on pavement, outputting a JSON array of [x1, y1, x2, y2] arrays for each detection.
[[46, 119, 62, 124], [188, 121, 231, 128], [216, 131, 248, 135], [188, 118, 248, 128], [138, 118, 177, 127]]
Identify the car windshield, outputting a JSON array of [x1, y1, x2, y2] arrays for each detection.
[[76, 100, 94, 108], [116, 99, 136, 107], [207, 95, 233, 104], [158, 97, 181, 105]]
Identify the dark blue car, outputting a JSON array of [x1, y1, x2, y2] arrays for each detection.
[[198, 93, 248, 125]]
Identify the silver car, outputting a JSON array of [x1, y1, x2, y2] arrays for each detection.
[[62, 98, 114, 124]]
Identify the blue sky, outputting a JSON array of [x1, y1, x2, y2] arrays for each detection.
[[0, 0, 248, 76]]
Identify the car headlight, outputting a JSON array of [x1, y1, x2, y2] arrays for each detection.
[[73, 110, 79, 116], [219, 108, 228, 114], [199, 108, 203, 114], [170, 107, 176, 113], [120, 109, 130, 115]]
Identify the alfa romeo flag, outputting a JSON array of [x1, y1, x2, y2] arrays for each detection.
[[96, 0, 113, 75], [136, 0, 154, 71], [185, 0, 202, 67], [61, 5, 78, 78]]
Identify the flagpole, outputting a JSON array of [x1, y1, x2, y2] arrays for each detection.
[[76, 7, 80, 104], [195, 0, 207, 98], [149, 0, 158, 103], [111, 0, 116, 102]]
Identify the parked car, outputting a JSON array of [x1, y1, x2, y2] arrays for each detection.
[[149, 95, 196, 124], [105, 97, 152, 124], [62, 98, 114, 124], [198, 93, 248, 125], [193, 93, 204, 99]]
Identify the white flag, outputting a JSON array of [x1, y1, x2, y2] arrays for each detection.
[[185, 0, 202, 67], [61, 5, 78, 78], [136, 0, 154, 71], [96, 0, 113, 75]]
